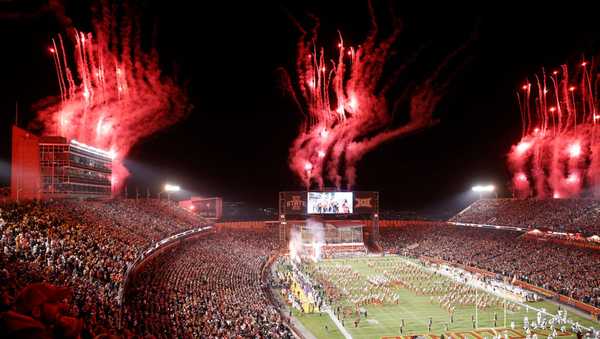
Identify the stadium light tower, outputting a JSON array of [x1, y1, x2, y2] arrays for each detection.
[[160, 183, 181, 201], [164, 184, 180, 192], [471, 184, 496, 199]]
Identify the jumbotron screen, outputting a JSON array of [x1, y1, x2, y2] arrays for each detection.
[[307, 192, 353, 214]]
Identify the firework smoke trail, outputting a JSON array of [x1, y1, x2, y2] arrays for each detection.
[[36, 2, 188, 192], [288, 229, 302, 263], [307, 218, 325, 262], [284, 13, 470, 190], [287, 218, 324, 262], [509, 60, 600, 198]]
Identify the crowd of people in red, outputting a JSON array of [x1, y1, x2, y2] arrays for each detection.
[[3, 196, 599, 337], [0, 199, 206, 337], [123, 229, 292, 338], [450, 198, 600, 235], [379, 223, 600, 308]]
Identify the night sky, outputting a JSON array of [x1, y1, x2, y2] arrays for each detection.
[[1, 1, 599, 214]]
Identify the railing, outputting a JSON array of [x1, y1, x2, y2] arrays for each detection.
[[375, 219, 443, 228], [117, 224, 214, 328], [448, 221, 527, 232]]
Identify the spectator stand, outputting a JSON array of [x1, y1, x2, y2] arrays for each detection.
[[118, 224, 215, 328]]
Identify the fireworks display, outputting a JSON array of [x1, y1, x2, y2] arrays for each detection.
[[36, 2, 188, 192], [283, 14, 469, 190], [508, 61, 600, 199]]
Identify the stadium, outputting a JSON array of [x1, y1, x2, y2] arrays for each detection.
[[1, 2, 600, 339]]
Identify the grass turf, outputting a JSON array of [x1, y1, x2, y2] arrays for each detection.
[[290, 256, 599, 339]]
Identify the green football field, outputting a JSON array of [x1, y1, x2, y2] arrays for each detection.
[[288, 256, 599, 339]]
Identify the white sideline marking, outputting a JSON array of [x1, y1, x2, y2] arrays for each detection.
[[324, 307, 353, 339]]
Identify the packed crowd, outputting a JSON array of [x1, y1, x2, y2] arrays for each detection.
[[0, 255, 86, 338], [450, 198, 600, 235], [0, 198, 206, 337], [380, 224, 600, 308], [378, 222, 446, 251], [123, 228, 293, 338]]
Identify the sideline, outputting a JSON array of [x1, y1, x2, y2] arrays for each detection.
[[399, 257, 595, 332], [267, 257, 317, 339], [323, 306, 353, 339], [281, 257, 353, 339]]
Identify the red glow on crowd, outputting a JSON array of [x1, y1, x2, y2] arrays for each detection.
[[36, 4, 188, 193]]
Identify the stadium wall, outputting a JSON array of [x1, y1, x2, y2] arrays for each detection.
[[370, 220, 442, 228], [216, 221, 271, 229], [522, 233, 600, 251], [215, 219, 441, 230]]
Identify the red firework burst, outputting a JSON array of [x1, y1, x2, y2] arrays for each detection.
[[509, 60, 600, 198], [37, 2, 188, 193], [283, 13, 470, 189]]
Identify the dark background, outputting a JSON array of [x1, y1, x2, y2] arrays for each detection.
[[1, 1, 599, 215]]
